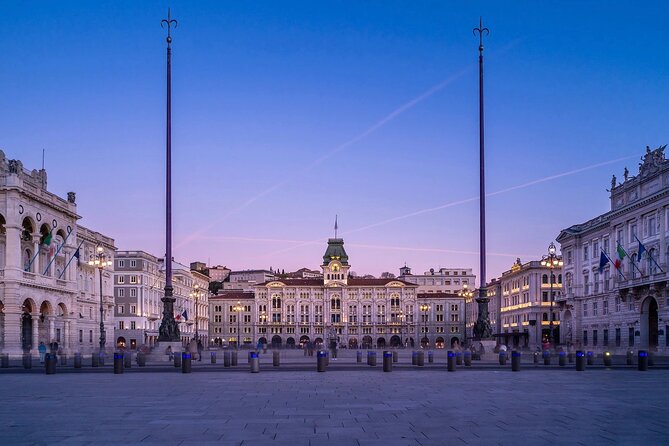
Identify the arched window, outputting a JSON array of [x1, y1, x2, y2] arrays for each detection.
[[542, 274, 548, 284], [24, 249, 32, 272], [550, 273, 556, 284], [557, 274, 562, 284], [330, 298, 340, 310], [271, 295, 281, 309], [542, 312, 549, 321]]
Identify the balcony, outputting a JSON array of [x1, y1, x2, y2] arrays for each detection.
[[618, 270, 668, 301]]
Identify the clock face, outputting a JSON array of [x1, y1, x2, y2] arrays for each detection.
[[332, 264, 340, 272]]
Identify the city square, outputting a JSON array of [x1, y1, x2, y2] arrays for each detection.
[[1, 352, 668, 446], [2, 1, 669, 444]]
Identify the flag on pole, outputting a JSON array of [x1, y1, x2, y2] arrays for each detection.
[[598, 251, 609, 273], [334, 215, 338, 238], [175, 312, 181, 321], [615, 243, 627, 269], [636, 236, 646, 262], [73, 248, 81, 266], [42, 231, 52, 247], [182, 309, 188, 321]]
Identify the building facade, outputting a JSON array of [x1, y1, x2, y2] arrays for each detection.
[[223, 269, 275, 291], [557, 145, 669, 353], [497, 258, 562, 350], [0, 151, 115, 357], [209, 238, 472, 349]]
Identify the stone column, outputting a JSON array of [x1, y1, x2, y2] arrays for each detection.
[[5, 224, 21, 270], [32, 315, 39, 351], [48, 316, 55, 343], [64, 319, 71, 351], [2, 301, 23, 357], [32, 236, 39, 274]]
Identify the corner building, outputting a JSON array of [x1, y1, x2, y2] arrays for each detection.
[[558, 145, 669, 353]]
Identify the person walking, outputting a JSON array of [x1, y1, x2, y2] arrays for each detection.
[[38, 342, 47, 364]]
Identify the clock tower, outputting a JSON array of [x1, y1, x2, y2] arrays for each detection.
[[322, 238, 350, 286]]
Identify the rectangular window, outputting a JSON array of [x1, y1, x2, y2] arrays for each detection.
[[593, 241, 599, 258], [119, 321, 125, 330], [603, 329, 609, 346], [130, 260, 136, 268], [118, 305, 124, 314], [118, 260, 125, 268], [130, 321, 136, 330], [603, 300, 608, 315], [583, 245, 589, 261], [79, 330, 83, 343], [567, 251, 573, 265], [593, 302, 598, 316], [583, 330, 588, 346], [583, 303, 588, 317], [130, 276, 137, 284], [629, 327, 635, 347], [603, 238, 609, 254], [615, 296, 621, 312], [89, 330, 93, 342], [130, 305, 136, 314], [130, 288, 137, 297], [615, 328, 621, 347], [118, 289, 124, 297], [593, 329, 598, 346], [594, 273, 599, 293], [584, 274, 589, 295], [617, 229, 623, 245], [630, 223, 637, 243], [648, 216, 657, 237], [118, 276, 125, 284]]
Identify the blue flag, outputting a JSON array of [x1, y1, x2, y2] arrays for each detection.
[[636, 236, 646, 262], [182, 309, 188, 321], [598, 251, 609, 273]]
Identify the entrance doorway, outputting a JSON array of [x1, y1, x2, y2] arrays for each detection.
[[641, 297, 659, 349]]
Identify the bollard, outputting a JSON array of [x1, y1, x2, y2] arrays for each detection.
[[575, 350, 585, 371], [368, 351, 377, 366], [45, 353, 57, 375], [325, 351, 330, 366], [626, 350, 634, 366], [223, 351, 231, 367], [456, 352, 462, 366], [499, 351, 507, 366], [317, 350, 327, 372], [559, 351, 566, 367], [174, 352, 182, 368], [586, 351, 594, 366], [447, 350, 456, 372], [428, 351, 434, 363], [23, 353, 33, 369], [511, 351, 521, 372], [638, 350, 648, 371], [383, 351, 392, 372], [417, 350, 425, 367], [91, 353, 99, 367], [356, 351, 362, 363], [124, 352, 132, 369], [210, 351, 216, 364], [411, 351, 417, 365], [603, 351, 612, 367], [393, 350, 398, 363], [250, 351, 260, 373], [99, 353, 105, 366], [464, 350, 472, 367], [568, 352, 574, 364], [74, 353, 82, 369], [113, 352, 124, 374], [1, 353, 9, 368], [533, 352, 539, 364], [543, 350, 551, 365], [182, 352, 192, 374], [137, 352, 146, 367], [59, 354, 67, 366], [231, 351, 238, 366], [273, 350, 280, 367]]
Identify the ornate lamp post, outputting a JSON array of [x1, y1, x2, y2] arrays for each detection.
[[458, 283, 474, 346], [89, 246, 112, 354], [233, 301, 243, 349], [190, 285, 203, 340], [540, 242, 563, 347], [398, 310, 405, 347], [419, 303, 430, 348]]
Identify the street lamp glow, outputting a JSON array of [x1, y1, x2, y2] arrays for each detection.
[[89, 245, 112, 354]]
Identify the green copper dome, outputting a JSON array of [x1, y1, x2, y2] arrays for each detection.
[[323, 238, 349, 265]]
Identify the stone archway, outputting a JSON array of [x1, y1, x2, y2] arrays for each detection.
[[641, 296, 659, 350], [389, 335, 401, 347]]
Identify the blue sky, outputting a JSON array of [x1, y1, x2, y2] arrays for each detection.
[[2, 1, 668, 282]]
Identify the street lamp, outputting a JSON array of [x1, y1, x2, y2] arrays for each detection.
[[398, 310, 405, 348], [458, 283, 474, 346], [89, 246, 112, 354], [419, 303, 430, 348], [233, 301, 243, 349], [540, 242, 563, 347], [189, 285, 203, 340]]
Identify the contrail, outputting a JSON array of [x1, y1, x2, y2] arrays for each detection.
[[262, 154, 637, 257], [175, 67, 475, 249]]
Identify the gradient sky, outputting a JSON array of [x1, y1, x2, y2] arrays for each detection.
[[2, 1, 668, 284]]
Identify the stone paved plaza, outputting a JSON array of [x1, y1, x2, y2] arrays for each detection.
[[1, 350, 668, 446]]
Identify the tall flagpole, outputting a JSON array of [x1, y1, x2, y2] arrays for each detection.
[[473, 18, 493, 340], [158, 9, 180, 342]]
